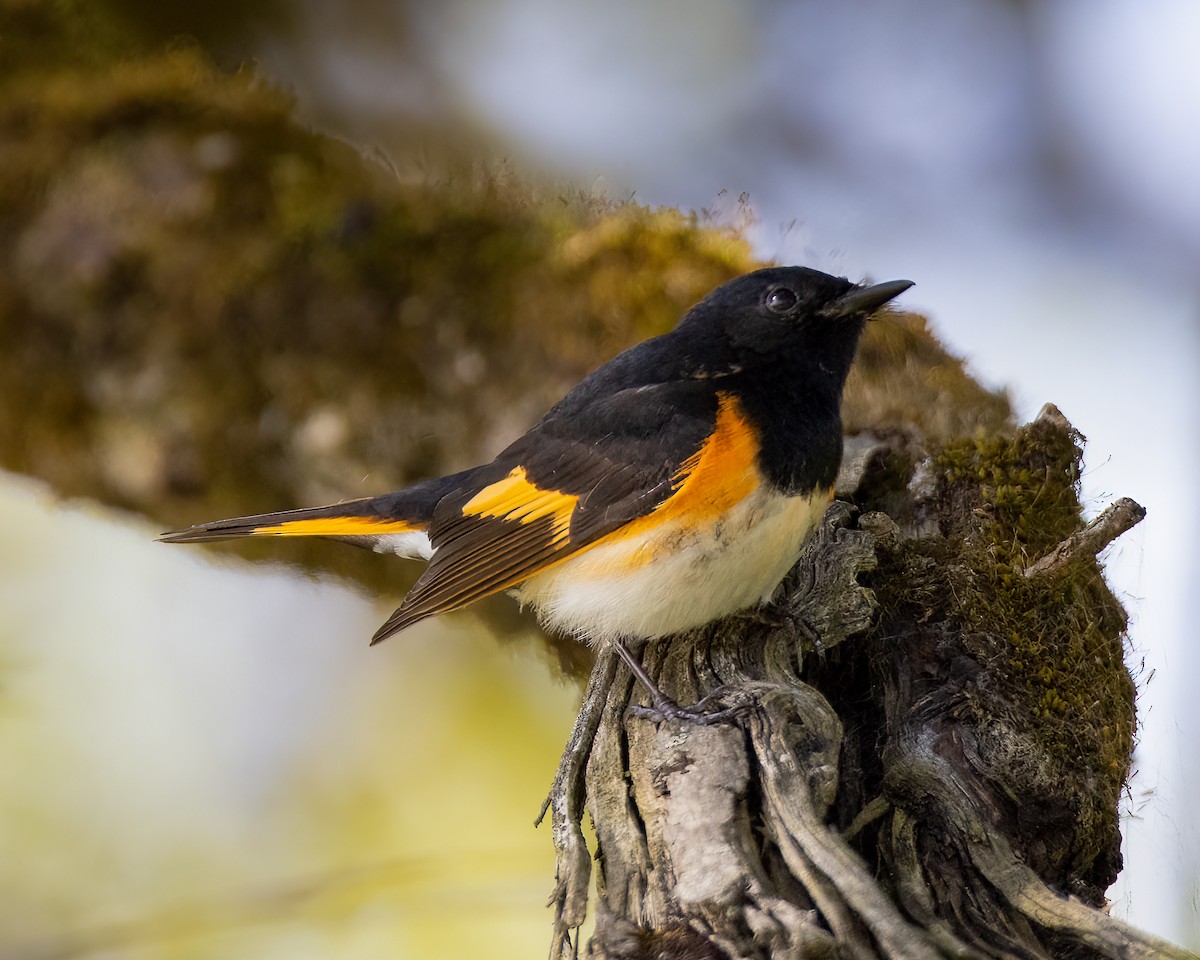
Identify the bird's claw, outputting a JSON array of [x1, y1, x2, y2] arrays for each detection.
[[627, 685, 754, 726]]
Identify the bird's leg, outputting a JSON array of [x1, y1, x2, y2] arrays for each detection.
[[614, 639, 753, 726], [739, 598, 799, 630], [611, 639, 676, 712]]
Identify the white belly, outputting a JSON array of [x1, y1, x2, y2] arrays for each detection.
[[513, 487, 831, 643]]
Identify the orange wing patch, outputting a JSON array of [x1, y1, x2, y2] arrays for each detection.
[[461, 466, 579, 538], [250, 517, 421, 537]]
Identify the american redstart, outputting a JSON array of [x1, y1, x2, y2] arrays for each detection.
[[163, 266, 912, 714]]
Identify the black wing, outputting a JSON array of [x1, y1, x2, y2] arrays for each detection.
[[371, 375, 730, 640]]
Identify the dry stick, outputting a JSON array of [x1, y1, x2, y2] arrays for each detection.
[[842, 795, 892, 843], [541, 647, 621, 959], [1024, 498, 1146, 579], [889, 729, 1196, 960], [969, 838, 1197, 960], [753, 694, 944, 960]]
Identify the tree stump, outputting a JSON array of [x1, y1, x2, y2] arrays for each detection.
[[543, 405, 1188, 960]]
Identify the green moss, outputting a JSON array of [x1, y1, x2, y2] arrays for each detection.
[[865, 408, 1135, 895], [937, 413, 1083, 556], [914, 417, 1135, 878]]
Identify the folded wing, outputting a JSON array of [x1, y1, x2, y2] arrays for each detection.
[[372, 382, 758, 641]]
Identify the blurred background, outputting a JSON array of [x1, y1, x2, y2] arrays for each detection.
[[2, 0, 1198, 956]]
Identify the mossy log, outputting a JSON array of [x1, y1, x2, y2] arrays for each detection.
[[541, 408, 1183, 960]]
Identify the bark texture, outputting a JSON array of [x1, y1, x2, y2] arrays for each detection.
[[544, 409, 1188, 960]]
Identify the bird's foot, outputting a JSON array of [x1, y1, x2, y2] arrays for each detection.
[[627, 685, 755, 726]]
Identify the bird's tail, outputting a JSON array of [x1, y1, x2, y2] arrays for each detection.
[[158, 470, 473, 559]]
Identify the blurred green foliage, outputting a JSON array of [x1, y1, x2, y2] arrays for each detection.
[[0, 476, 580, 956], [49, 0, 290, 60]]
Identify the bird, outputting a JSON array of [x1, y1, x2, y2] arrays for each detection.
[[161, 266, 912, 715]]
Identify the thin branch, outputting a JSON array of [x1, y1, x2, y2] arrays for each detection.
[[1024, 498, 1146, 579], [542, 648, 621, 958]]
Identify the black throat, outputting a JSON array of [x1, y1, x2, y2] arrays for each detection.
[[733, 341, 859, 495]]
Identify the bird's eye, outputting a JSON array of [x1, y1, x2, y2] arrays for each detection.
[[764, 285, 798, 314]]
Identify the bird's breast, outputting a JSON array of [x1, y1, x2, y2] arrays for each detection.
[[513, 483, 832, 642]]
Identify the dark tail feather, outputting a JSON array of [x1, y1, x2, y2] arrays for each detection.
[[159, 470, 474, 546], [158, 499, 420, 544]]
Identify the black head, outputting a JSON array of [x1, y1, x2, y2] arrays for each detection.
[[677, 266, 913, 366], [671, 266, 913, 493]]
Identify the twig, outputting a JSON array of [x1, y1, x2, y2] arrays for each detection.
[[843, 795, 892, 842], [541, 647, 621, 959], [1024, 498, 1146, 578]]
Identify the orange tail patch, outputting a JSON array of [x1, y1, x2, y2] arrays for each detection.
[[159, 507, 422, 544], [247, 517, 420, 537]]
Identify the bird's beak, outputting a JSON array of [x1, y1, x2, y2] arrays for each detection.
[[828, 279, 914, 319]]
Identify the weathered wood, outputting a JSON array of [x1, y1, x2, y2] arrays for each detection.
[[546, 410, 1188, 960]]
